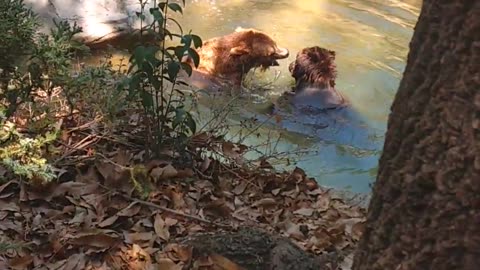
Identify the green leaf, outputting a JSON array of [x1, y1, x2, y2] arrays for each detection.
[[181, 62, 193, 77], [191, 34, 203, 48], [167, 61, 181, 81], [149, 8, 164, 24], [167, 3, 183, 14], [174, 46, 187, 61], [158, 2, 167, 11], [136, 12, 146, 21], [173, 107, 186, 129], [185, 112, 197, 134], [132, 46, 146, 66], [140, 90, 154, 111], [181, 35, 192, 48], [187, 48, 200, 68]]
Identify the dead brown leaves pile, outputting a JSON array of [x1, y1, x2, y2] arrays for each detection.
[[0, 145, 366, 269]]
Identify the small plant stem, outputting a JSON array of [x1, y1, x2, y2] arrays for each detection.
[[157, 0, 170, 152]]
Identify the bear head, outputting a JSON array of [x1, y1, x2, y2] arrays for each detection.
[[289, 46, 337, 89]]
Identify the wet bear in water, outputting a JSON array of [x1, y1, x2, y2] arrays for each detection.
[[183, 27, 289, 91], [271, 46, 379, 149], [282, 46, 347, 112]]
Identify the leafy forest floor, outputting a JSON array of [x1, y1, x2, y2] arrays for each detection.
[[1, 102, 366, 269]]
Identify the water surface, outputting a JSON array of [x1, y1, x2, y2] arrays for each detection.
[[88, 0, 422, 195], [175, 0, 421, 194]]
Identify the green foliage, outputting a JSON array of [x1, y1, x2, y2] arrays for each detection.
[[0, 0, 39, 71], [0, 5, 90, 119], [0, 122, 59, 184], [30, 20, 90, 95], [121, 0, 203, 155], [0, 0, 38, 118], [65, 54, 129, 122], [0, 0, 90, 185]]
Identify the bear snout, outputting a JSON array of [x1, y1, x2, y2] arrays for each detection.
[[273, 47, 289, 59]]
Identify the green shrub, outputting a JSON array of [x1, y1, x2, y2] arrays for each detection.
[[0, 121, 59, 184], [0, 0, 38, 72], [121, 0, 203, 156]]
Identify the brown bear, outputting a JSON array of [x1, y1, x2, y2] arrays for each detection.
[[268, 46, 377, 149], [284, 46, 347, 111], [183, 27, 289, 90]]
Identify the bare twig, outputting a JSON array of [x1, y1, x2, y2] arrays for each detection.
[[99, 183, 230, 229], [55, 134, 100, 164]]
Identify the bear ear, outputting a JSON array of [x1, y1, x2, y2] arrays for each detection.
[[230, 44, 250, 55], [235, 26, 244, 32]]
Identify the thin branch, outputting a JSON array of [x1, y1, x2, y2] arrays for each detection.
[[99, 183, 231, 229]]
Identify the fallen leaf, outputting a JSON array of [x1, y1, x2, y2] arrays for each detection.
[[156, 258, 182, 270], [0, 201, 19, 212], [271, 188, 281, 196], [9, 254, 33, 270], [293, 208, 314, 217], [117, 202, 142, 217], [342, 218, 365, 241], [166, 187, 186, 210], [96, 161, 129, 188], [70, 232, 119, 248], [154, 214, 170, 241], [234, 197, 244, 207], [0, 220, 23, 233], [164, 243, 193, 263], [150, 164, 178, 182], [75, 166, 100, 183], [252, 198, 277, 209], [314, 195, 331, 212], [113, 150, 131, 166], [200, 158, 211, 172], [306, 234, 332, 251], [44, 260, 67, 270], [304, 178, 318, 191], [221, 142, 247, 164], [176, 168, 194, 178], [204, 199, 232, 217], [127, 244, 152, 270], [52, 182, 99, 199], [232, 182, 248, 195], [351, 222, 365, 241], [0, 181, 15, 195], [165, 217, 178, 227], [63, 253, 87, 270], [98, 215, 119, 228], [283, 221, 305, 241], [124, 231, 154, 244]]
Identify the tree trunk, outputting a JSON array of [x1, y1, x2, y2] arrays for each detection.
[[352, 1, 480, 270]]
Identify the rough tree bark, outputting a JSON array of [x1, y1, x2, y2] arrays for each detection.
[[352, 1, 479, 270]]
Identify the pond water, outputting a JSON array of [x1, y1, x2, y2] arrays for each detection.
[[87, 0, 422, 195], [180, 0, 421, 194]]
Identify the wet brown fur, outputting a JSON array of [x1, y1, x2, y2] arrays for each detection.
[[184, 28, 289, 86], [289, 46, 337, 89]]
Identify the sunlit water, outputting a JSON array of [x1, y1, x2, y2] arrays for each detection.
[[87, 0, 421, 195]]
